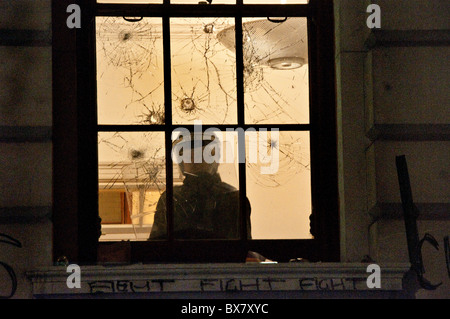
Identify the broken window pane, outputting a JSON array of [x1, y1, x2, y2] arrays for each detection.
[[216, 17, 309, 124], [98, 132, 166, 241], [171, 18, 237, 125], [245, 130, 311, 239], [96, 17, 165, 125], [238, 17, 308, 124], [96, 17, 309, 125], [95, 13, 312, 242]]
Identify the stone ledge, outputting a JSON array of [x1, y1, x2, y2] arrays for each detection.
[[0, 126, 52, 143], [0, 29, 51, 46], [0, 206, 52, 223], [366, 124, 450, 142], [369, 202, 450, 221], [26, 262, 412, 298], [365, 30, 450, 49]]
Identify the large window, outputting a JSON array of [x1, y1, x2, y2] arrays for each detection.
[[53, 0, 339, 264]]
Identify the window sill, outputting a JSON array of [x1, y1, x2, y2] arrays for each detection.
[[100, 224, 152, 241], [26, 262, 413, 298]]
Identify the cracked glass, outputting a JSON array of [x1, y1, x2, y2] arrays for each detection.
[[96, 17, 165, 125], [246, 130, 311, 239], [240, 17, 309, 124], [96, 14, 312, 241], [98, 132, 166, 240], [170, 18, 237, 124]]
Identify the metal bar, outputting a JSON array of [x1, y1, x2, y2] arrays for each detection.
[[97, 125, 166, 131], [96, 4, 310, 18], [78, 0, 101, 264], [396, 155, 444, 290], [395, 155, 422, 274], [162, 12, 175, 242], [97, 124, 311, 131], [234, 14, 249, 242]]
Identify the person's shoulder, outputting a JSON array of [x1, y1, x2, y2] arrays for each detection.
[[214, 181, 237, 193], [157, 187, 182, 200]]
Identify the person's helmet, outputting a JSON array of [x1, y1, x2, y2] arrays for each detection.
[[172, 131, 221, 175]]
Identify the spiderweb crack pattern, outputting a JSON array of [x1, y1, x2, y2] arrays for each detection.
[[96, 17, 312, 239]]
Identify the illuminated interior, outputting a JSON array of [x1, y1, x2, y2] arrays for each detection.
[[96, 15, 312, 241]]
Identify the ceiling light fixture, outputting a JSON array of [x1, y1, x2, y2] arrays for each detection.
[[217, 18, 308, 70]]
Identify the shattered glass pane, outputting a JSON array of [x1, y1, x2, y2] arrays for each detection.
[[245, 131, 312, 239], [239, 17, 309, 124], [96, 17, 165, 125], [171, 18, 237, 125], [97, 17, 308, 125], [95, 14, 312, 242], [98, 132, 166, 241]]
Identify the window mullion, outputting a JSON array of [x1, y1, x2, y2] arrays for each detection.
[[234, 15, 248, 242], [162, 14, 174, 242]]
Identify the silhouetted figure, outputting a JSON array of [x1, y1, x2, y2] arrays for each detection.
[[149, 132, 251, 240]]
